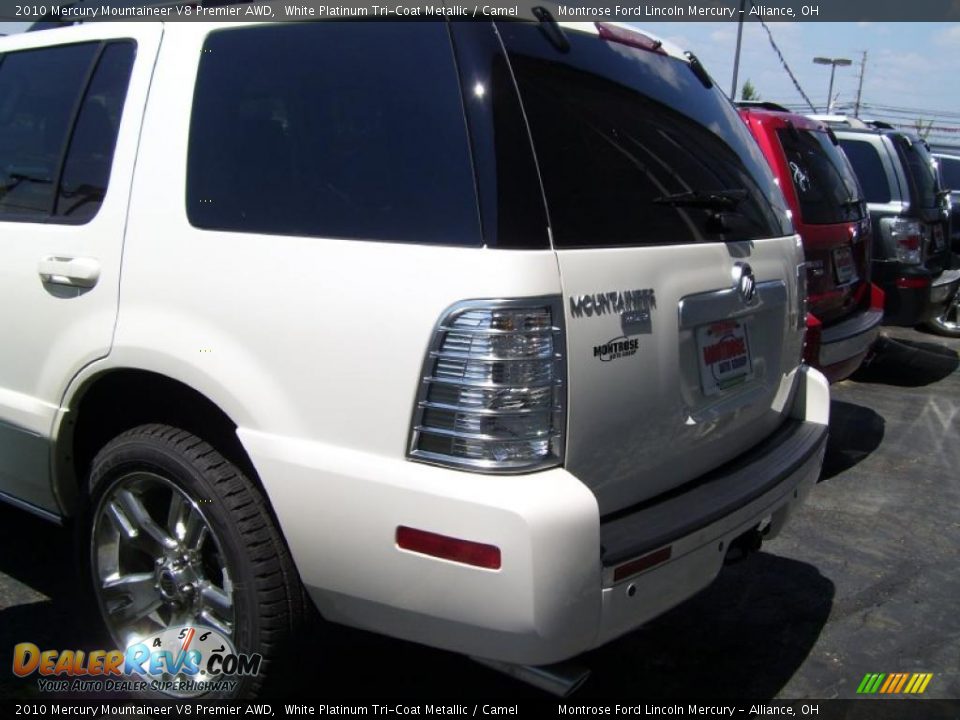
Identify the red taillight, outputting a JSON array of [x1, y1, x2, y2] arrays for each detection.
[[595, 23, 666, 55], [870, 283, 886, 310], [613, 546, 672, 583], [396, 526, 501, 570], [895, 276, 931, 290]]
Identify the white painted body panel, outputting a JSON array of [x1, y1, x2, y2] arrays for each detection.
[[0, 21, 828, 665], [0, 23, 162, 510]]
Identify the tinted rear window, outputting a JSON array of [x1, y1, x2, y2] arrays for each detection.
[[777, 128, 863, 225], [838, 139, 892, 203], [187, 23, 480, 246], [894, 136, 938, 209], [497, 25, 791, 248]]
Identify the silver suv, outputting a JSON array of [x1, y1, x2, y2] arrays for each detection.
[[0, 16, 828, 697], [831, 125, 960, 331]]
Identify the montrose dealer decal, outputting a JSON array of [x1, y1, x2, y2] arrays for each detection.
[[593, 336, 640, 362]]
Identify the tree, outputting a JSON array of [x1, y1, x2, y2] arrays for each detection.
[[741, 79, 761, 102], [913, 118, 933, 140]]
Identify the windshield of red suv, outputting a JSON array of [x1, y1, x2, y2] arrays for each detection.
[[777, 128, 864, 225]]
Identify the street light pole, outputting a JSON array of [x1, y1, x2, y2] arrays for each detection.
[[730, 0, 747, 100], [813, 56, 852, 113]]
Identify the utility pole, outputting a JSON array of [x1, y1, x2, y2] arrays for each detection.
[[854, 51, 867, 118]]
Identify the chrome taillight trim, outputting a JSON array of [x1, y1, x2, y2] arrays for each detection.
[[417, 401, 562, 417], [407, 296, 567, 474], [413, 426, 558, 442]]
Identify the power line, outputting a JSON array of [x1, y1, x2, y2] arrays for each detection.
[[748, 0, 817, 113]]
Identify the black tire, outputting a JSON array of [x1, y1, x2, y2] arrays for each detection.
[[83, 424, 304, 699]]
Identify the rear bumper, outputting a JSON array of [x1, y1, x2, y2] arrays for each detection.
[[811, 284, 884, 382], [240, 367, 829, 666], [876, 266, 960, 326]]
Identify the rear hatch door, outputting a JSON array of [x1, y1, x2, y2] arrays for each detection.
[[776, 126, 872, 324], [497, 21, 805, 515]]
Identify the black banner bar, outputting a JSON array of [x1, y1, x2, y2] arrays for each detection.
[[2, 700, 960, 719], [1, 0, 960, 23]]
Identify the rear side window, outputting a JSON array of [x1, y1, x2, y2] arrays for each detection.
[[57, 42, 135, 221], [0, 44, 98, 218], [497, 24, 791, 248], [938, 156, 960, 190], [838, 139, 892, 203], [776, 128, 863, 225], [187, 23, 481, 246], [0, 41, 134, 223]]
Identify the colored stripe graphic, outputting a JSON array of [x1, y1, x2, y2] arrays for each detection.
[[857, 672, 933, 694], [893, 674, 909, 693]]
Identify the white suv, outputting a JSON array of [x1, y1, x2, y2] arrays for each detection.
[[0, 15, 828, 697]]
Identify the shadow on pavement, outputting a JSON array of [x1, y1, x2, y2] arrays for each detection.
[[852, 336, 959, 387], [574, 553, 834, 700], [819, 400, 885, 482], [0, 506, 109, 700]]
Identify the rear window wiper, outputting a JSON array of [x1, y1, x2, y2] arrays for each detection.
[[0, 171, 52, 194], [652, 188, 748, 210]]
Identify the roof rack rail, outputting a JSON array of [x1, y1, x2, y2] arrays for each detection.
[[734, 101, 792, 113]]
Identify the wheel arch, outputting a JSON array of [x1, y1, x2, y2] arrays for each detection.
[[55, 368, 262, 517]]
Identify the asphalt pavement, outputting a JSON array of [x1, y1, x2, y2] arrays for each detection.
[[1, 326, 957, 702]]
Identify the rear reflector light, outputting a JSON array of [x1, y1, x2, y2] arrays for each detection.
[[396, 526, 501, 570], [796, 260, 809, 332], [408, 298, 566, 472], [613, 546, 672, 583], [595, 22, 666, 54], [803, 312, 822, 367], [896, 276, 931, 290]]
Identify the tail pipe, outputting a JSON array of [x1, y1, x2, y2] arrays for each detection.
[[471, 657, 590, 697]]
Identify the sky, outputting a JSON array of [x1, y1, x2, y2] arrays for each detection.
[[2, 19, 959, 145], [637, 21, 960, 146]]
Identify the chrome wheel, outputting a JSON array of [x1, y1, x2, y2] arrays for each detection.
[[929, 289, 960, 337], [91, 471, 235, 649]]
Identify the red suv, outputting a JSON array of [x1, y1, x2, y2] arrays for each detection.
[[739, 105, 885, 382]]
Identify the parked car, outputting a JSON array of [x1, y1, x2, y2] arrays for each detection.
[[931, 150, 960, 252], [826, 124, 960, 330], [927, 151, 960, 336], [739, 105, 884, 382], [0, 17, 829, 697]]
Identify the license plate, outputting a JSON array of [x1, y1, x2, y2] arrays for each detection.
[[696, 319, 753, 396], [833, 246, 858, 285]]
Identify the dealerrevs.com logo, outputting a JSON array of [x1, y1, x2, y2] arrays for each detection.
[[13, 625, 261, 697]]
